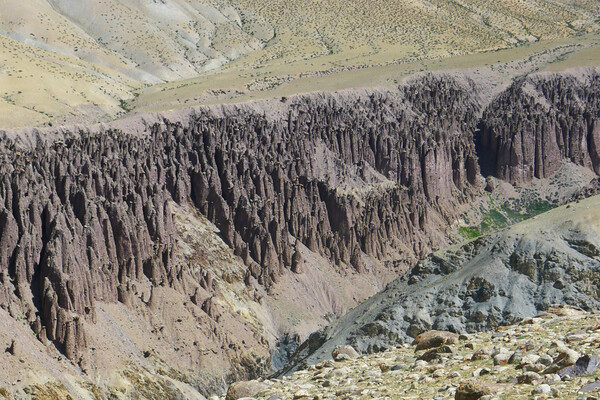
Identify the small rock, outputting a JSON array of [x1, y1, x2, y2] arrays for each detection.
[[555, 348, 580, 367], [543, 374, 561, 384], [532, 384, 552, 395], [508, 350, 523, 365], [580, 380, 600, 393], [517, 371, 542, 384], [473, 368, 490, 377], [5, 340, 16, 356], [413, 330, 459, 351], [455, 380, 499, 400], [418, 345, 453, 362], [226, 380, 270, 400], [521, 353, 540, 366], [493, 352, 511, 366], [335, 385, 358, 396], [565, 331, 587, 343], [545, 305, 586, 317], [471, 348, 492, 361], [332, 345, 359, 361], [537, 354, 553, 366], [523, 363, 546, 373], [378, 363, 391, 373], [293, 390, 310, 399], [433, 368, 445, 378]]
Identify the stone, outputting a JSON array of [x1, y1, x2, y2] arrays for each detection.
[[580, 381, 600, 393], [414, 331, 459, 351], [508, 350, 523, 365], [332, 345, 360, 361], [532, 384, 552, 395], [5, 340, 17, 356], [520, 354, 540, 366], [455, 380, 499, 400], [379, 363, 391, 373], [418, 345, 453, 362], [471, 348, 492, 361], [293, 390, 310, 399], [558, 355, 600, 378], [493, 352, 511, 366], [538, 354, 553, 366], [226, 380, 270, 400], [517, 372, 542, 384], [523, 363, 546, 373], [555, 348, 580, 367], [473, 368, 490, 377], [544, 374, 561, 384]]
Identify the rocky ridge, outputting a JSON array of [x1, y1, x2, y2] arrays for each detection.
[[0, 73, 485, 397], [478, 70, 600, 184], [0, 68, 599, 397]]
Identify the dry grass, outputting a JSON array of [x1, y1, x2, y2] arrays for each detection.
[[0, 0, 598, 129]]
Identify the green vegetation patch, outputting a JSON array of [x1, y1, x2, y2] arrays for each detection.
[[459, 196, 556, 240]]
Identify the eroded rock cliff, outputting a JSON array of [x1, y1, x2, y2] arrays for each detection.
[[0, 73, 484, 394], [0, 69, 599, 397], [478, 70, 600, 184]]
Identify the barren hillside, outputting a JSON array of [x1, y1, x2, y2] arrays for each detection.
[[0, 0, 598, 128]]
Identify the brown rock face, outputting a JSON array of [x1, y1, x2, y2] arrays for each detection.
[[478, 72, 600, 184], [0, 74, 483, 366]]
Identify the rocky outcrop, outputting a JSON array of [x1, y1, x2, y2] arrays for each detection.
[[1, 68, 600, 395], [0, 73, 482, 369], [281, 194, 600, 371], [478, 70, 600, 184]]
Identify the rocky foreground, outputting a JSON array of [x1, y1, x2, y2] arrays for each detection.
[[225, 305, 600, 400]]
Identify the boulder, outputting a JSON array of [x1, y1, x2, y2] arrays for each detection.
[[558, 355, 600, 378], [413, 330, 459, 351], [332, 345, 360, 361], [455, 380, 499, 400], [226, 380, 270, 400]]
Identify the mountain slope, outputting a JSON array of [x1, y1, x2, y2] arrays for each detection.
[[0, 64, 599, 397], [0, 0, 598, 128], [282, 193, 600, 373]]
